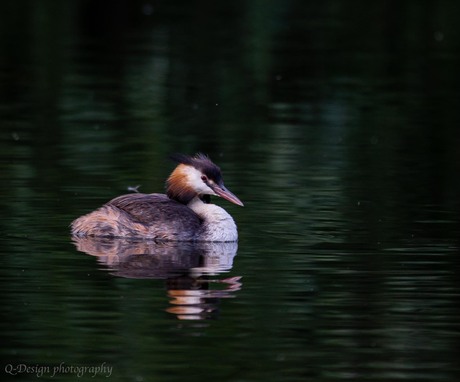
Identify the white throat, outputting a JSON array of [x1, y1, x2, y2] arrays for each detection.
[[187, 197, 238, 242]]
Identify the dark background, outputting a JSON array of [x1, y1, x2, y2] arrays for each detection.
[[1, 1, 460, 381]]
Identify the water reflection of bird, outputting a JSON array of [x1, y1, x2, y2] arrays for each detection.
[[71, 153, 244, 241], [72, 236, 242, 320]]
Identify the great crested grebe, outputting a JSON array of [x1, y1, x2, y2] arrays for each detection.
[[70, 153, 244, 242]]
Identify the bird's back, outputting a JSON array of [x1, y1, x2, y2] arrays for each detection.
[[71, 193, 202, 241]]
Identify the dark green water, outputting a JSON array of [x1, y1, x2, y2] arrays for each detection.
[[2, 1, 460, 381]]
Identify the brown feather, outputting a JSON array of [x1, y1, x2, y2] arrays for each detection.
[[165, 164, 197, 204], [71, 193, 203, 241]]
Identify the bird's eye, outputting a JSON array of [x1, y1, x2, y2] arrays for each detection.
[[201, 175, 208, 182]]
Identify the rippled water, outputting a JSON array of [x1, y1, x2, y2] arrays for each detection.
[[2, 1, 460, 381]]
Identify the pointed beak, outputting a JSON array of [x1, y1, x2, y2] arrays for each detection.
[[212, 183, 244, 207]]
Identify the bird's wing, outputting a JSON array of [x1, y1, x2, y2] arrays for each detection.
[[107, 193, 202, 228]]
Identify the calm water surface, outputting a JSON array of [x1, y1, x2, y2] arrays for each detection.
[[2, 1, 460, 381]]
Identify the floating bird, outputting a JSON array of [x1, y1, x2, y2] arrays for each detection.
[[71, 153, 243, 241]]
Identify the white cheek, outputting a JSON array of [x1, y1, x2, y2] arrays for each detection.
[[184, 166, 217, 195], [197, 182, 216, 195]]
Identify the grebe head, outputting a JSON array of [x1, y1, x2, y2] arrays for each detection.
[[166, 153, 244, 207]]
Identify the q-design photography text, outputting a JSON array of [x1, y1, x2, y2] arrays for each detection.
[[4, 362, 113, 378]]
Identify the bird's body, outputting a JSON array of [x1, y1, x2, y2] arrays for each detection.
[[71, 154, 243, 242]]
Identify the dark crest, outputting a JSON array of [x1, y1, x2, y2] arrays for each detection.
[[170, 153, 223, 184]]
